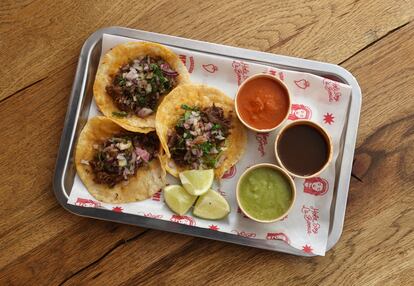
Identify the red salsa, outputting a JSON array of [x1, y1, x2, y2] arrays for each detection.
[[237, 77, 289, 130]]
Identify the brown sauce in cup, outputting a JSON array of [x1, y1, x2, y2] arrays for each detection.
[[277, 123, 330, 176]]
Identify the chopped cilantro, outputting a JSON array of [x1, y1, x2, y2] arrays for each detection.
[[203, 155, 218, 168], [112, 111, 128, 117], [181, 104, 191, 110], [150, 80, 158, 92], [177, 137, 185, 147], [184, 111, 192, 120], [138, 96, 147, 106], [116, 75, 126, 87], [212, 123, 221, 130], [151, 63, 168, 86], [181, 104, 199, 111], [150, 63, 159, 71], [199, 142, 213, 154], [184, 131, 193, 139]]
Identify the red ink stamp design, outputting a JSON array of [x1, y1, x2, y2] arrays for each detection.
[[302, 205, 320, 235], [294, 79, 310, 89], [288, 104, 312, 120], [232, 230, 256, 238], [266, 68, 285, 81], [170, 215, 196, 226], [75, 198, 101, 208], [152, 190, 162, 201], [179, 54, 195, 73], [256, 132, 269, 157], [232, 61, 249, 85], [222, 165, 237, 179], [112, 206, 123, 212], [304, 177, 329, 196], [144, 212, 163, 219], [302, 244, 313, 254], [323, 78, 341, 102], [202, 64, 218, 73], [323, 113, 335, 125], [266, 232, 291, 244], [209, 225, 219, 231]]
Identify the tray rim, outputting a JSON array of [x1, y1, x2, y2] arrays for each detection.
[[53, 26, 361, 257]]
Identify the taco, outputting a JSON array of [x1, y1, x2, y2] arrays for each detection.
[[155, 84, 247, 178], [94, 42, 191, 133], [75, 116, 166, 203]]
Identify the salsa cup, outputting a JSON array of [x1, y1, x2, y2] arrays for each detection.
[[236, 163, 296, 223], [274, 120, 333, 179], [234, 74, 291, 133]]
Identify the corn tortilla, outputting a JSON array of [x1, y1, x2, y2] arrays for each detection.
[[94, 42, 191, 132], [75, 116, 166, 203], [155, 84, 247, 179]]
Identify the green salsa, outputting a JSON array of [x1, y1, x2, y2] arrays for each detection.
[[239, 167, 293, 221]]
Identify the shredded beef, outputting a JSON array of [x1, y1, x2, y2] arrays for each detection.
[[106, 56, 179, 118], [93, 171, 124, 188], [168, 104, 232, 169], [202, 105, 232, 136], [88, 131, 160, 187]]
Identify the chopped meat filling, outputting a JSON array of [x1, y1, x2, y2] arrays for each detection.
[[168, 104, 232, 169], [87, 132, 159, 187], [106, 56, 179, 118]]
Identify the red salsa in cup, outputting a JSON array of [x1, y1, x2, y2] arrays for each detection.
[[236, 76, 290, 130]]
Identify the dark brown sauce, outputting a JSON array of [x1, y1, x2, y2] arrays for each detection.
[[277, 124, 329, 176]]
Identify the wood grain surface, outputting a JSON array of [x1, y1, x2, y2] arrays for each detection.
[[0, 0, 413, 285]]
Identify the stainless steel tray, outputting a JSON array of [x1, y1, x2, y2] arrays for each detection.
[[53, 27, 361, 256]]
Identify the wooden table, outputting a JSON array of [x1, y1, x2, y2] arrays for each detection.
[[1, 1, 413, 285]]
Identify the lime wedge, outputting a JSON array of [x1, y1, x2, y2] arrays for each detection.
[[179, 169, 214, 196], [193, 189, 230, 220], [164, 185, 197, 215]]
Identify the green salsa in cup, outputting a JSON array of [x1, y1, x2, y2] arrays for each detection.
[[237, 164, 295, 223]]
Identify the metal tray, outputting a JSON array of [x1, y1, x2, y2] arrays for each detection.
[[53, 27, 361, 256]]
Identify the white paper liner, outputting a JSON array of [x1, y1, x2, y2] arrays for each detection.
[[68, 34, 352, 256]]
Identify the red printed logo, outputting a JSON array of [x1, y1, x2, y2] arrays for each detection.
[[323, 112, 335, 125], [266, 232, 291, 244], [202, 64, 218, 73], [323, 78, 341, 102], [237, 207, 249, 218], [112, 206, 123, 213], [179, 54, 195, 73], [288, 104, 312, 120], [75, 198, 101, 208], [222, 165, 237, 179], [303, 177, 329, 196], [209, 225, 219, 231], [302, 244, 313, 254], [170, 215, 196, 226], [256, 132, 269, 157], [232, 61, 249, 85], [152, 190, 162, 202], [143, 212, 163, 219], [302, 205, 320, 235], [232, 230, 256, 238], [266, 68, 285, 81], [294, 79, 310, 89]]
